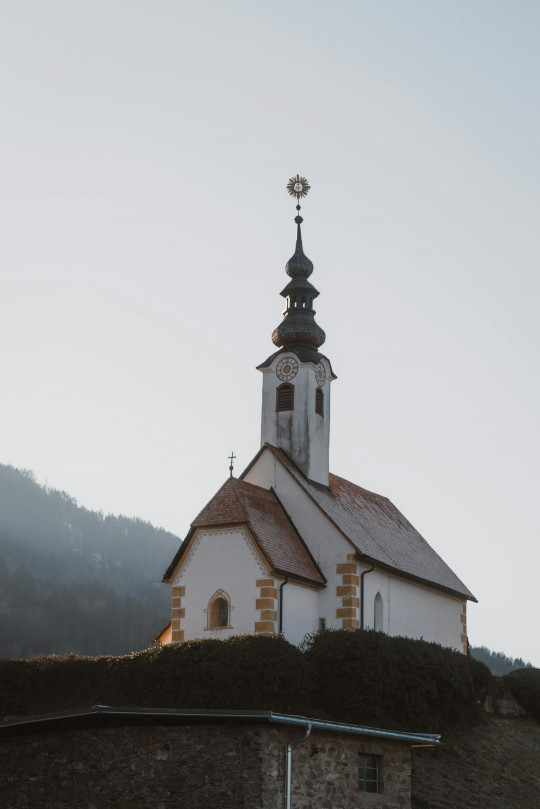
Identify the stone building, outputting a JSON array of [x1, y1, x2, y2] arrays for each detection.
[[157, 178, 475, 651], [0, 706, 440, 808]]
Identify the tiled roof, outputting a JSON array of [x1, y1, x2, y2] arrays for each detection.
[[261, 446, 476, 601], [190, 478, 325, 585]]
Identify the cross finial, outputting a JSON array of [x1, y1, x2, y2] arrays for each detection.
[[228, 451, 236, 479], [287, 174, 310, 200], [287, 174, 310, 221]]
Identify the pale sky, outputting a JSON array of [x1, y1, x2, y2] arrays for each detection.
[[1, 0, 539, 666]]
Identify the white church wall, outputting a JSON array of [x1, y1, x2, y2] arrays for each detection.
[[259, 354, 332, 486], [362, 571, 464, 650], [281, 582, 319, 647], [173, 528, 267, 641]]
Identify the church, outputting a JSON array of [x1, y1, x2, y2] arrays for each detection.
[[157, 176, 475, 652]]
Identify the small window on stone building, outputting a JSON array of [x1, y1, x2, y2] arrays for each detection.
[[315, 387, 324, 416], [276, 383, 294, 412], [319, 617, 326, 631], [358, 754, 381, 793]]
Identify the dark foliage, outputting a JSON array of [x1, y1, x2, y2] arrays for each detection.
[[0, 635, 310, 719], [0, 463, 180, 657], [303, 629, 491, 732], [504, 668, 540, 722], [0, 632, 494, 733], [471, 645, 533, 676]]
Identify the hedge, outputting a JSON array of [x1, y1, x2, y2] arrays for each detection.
[[303, 629, 491, 731], [504, 668, 540, 722], [0, 630, 492, 731]]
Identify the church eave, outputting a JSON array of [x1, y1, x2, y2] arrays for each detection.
[[162, 526, 196, 583], [351, 552, 478, 603]]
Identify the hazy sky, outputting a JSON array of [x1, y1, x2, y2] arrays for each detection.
[[1, 0, 539, 666]]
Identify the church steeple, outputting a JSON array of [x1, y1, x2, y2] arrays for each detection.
[[271, 213, 326, 355], [257, 176, 336, 487]]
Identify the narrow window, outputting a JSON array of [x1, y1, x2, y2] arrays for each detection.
[[358, 754, 381, 793], [207, 591, 231, 629], [374, 592, 383, 631], [318, 617, 326, 631], [276, 383, 294, 412], [218, 601, 228, 627], [315, 387, 324, 416]]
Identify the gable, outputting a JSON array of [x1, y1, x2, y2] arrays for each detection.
[[164, 477, 324, 586], [173, 526, 269, 585]]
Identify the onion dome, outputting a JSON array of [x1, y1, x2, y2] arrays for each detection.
[[285, 216, 314, 278], [272, 214, 325, 351]]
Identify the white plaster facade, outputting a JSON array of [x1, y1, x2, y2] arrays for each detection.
[[259, 352, 334, 487], [173, 528, 267, 641]]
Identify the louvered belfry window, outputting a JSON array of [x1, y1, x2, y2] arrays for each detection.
[[276, 383, 294, 412], [315, 387, 324, 416]]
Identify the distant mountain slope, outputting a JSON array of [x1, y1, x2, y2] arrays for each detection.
[[470, 645, 533, 675], [0, 464, 181, 658]]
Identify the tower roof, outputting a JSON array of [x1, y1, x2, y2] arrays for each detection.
[[271, 205, 326, 353], [284, 216, 314, 278]]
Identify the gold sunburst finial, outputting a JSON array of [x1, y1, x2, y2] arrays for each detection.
[[287, 174, 310, 200]]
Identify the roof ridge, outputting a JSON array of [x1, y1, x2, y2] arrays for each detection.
[[270, 487, 326, 585]]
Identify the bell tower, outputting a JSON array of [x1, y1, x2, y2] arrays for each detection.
[[257, 176, 336, 487]]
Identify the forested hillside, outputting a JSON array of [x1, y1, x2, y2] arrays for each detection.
[[0, 464, 181, 658], [470, 645, 533, 675]]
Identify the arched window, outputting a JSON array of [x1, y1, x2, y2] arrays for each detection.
[[276, 383, 294, 412], [207, 590, 231, 629], [374, 592, 383, 632], [315, 387, 324, 416]]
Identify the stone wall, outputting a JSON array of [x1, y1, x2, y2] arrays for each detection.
[[292, 730, 411, 809], [0, 720, 412, 809]]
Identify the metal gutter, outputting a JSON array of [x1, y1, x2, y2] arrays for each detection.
[[268, 713, 440, 746], [278, 574, 288, 633], [360, 559, 375, 629], [0, 706, 440, 746], [286, 723, 311, 809]]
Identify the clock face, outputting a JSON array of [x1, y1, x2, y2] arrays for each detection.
[[276, 356, 298, 382], [315, 363, 326, 387]]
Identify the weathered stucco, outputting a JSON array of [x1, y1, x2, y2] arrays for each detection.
[[259, 352, 333, 487]]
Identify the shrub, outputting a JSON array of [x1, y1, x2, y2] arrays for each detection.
[[504, 668, 540, 721], [303, 629, 491, 731], [0, 635, 311, 719]]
